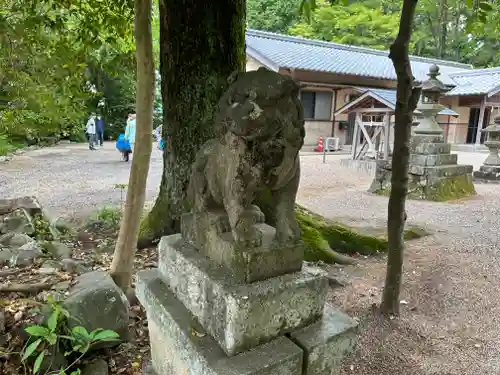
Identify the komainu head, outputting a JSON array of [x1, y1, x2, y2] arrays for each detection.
[[215, 67, 305, 150]]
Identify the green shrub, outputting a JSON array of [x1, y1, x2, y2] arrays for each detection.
[[21, 297, 119, 375], [95, 206, 122, 227]]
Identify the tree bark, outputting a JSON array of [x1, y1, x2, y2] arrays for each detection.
[[438, 0, 448, 58], [138, 0, 246, 249], [380, 0, 421, 317], [110, 0, 155, 293]]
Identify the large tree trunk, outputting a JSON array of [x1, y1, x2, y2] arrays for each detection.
[[138, 0, 246, 248], [380, 0, 421, 316], [110, 0, 155, 294]]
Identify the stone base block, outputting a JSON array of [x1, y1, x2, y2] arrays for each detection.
[[474, 166, 500, 183], [412, 142, 451, 155], [181, 212, 303, 283], [408, 164, 473, 178], [289, 306, 359, 375], [158, 234, 328, 356], [370, 166, 476, 201], [137, 270, 303, 375], [409, 153, 457, 166]]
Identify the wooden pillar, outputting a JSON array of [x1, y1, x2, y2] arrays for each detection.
[[331, 89, 337, 137], [384, 114, 391, 160], [475, 96, 486, 145], [351, 113, 360, 159]]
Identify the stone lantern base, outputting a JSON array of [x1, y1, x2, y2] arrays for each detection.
[[369, 135, 476, 201], [473, 166, 500, 183]]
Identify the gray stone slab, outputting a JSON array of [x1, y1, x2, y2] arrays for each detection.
[[473, 166, 500, 183], [412, 142, 451, 155], [136, 270, 303, 375], [288, 305, 359, 375], [409, 153, 457, 167], [157, 234, 328, 356], [408, 164, 473, 178], [181, 212, 303, 283]]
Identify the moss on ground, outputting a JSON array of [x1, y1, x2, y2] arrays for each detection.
[[424, 174, 476, 202], [375, 174, 476, 202], [296, 205, 429, 264]]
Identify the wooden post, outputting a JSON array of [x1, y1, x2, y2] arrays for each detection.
[[384, 114, 391, 160], [351, 114, 360, 159], [475, 96, 486, 145]]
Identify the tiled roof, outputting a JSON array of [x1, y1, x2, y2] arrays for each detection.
[[246, 29, 473, 86], [335, 87, 459, 116], [446, 68, 500, 97]]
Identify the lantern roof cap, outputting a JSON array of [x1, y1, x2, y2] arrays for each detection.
[[421, 65, 450, 94]]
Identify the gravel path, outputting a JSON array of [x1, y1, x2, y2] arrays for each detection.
[[1, 144, 499, 374], [0, 142, 164, 221], [300, 154, 500, 375]]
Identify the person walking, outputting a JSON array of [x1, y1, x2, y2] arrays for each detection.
[[123, 113, 136, 162], [86, 113, 97, 150], [96, 115, 104, 147]]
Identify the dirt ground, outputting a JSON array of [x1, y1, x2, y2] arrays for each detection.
[[1, 146, 499, 374]]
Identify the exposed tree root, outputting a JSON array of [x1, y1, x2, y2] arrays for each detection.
[[0, 282, 53, 294]]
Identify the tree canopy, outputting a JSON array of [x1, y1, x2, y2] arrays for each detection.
[[248, 0, 500, 67], [0, 0, 137, 151]]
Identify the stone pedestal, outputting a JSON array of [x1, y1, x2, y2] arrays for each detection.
[[369, 134, 476, 201], [473, 115, 500, 183], [369, 65, 476, 201], [137, 210, 359, 375]]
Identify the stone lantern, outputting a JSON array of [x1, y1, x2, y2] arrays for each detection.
[[473, 114, 500, 182], [481, 114, 500, 166], [413, 65, 450, 138]]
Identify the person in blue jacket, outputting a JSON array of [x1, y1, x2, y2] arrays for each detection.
[[123, 113, 136, 162]]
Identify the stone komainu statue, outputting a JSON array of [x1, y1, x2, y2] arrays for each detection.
[[187, 67, 305, 246]]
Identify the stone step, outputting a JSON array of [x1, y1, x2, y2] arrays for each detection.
[[412, 142, 451, 155], [289, 305, 359, 375], [181, 212, 304, 283], [409, 153, 457, 167], [157, 234, 328, 356], [136, 269, 303, 375], [408, 164, 473, 177]]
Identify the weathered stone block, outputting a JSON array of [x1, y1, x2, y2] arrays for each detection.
[[158, 234, 327, 356], [181, 212, 303, 283], [474, 166, 500, 183], [412, 142, 451, 155], [408, 164, 473, 178], [409, 153, 457, 167], [289, 305, 359, 375], [137, 269, 304, 375]]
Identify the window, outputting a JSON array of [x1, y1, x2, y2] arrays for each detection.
[[300, 91, 333, 120]]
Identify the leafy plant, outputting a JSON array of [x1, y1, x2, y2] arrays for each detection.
[[21, 298, 119, 375], [0, 134, 17, 156], [95, 206, 122, 227]]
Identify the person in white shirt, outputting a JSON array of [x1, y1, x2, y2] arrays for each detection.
[[86, 114, 97, 150]]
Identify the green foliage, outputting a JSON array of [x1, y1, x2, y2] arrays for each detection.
[[0, 0, 137, 146], [294, 0, 500, 67], [21, 297, 119, 375], [0, 134, 16, 156], [247, 0, 302, 33], [33, 213, 55, 241], [290, 0, 400, 50], [95, 206, 122, 228]]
